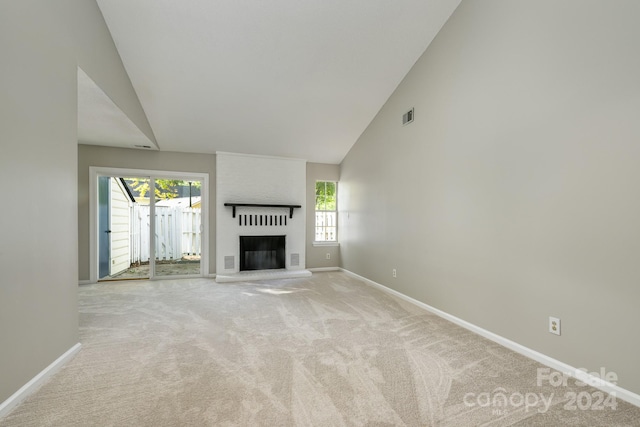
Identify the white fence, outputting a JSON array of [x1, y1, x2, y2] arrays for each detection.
[[130, 205, 202, 264]]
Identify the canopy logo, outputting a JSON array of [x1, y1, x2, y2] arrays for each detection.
[[462, 367, 619, 417]]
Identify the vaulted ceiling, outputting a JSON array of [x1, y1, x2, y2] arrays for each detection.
[[83, 0, 461, 164]]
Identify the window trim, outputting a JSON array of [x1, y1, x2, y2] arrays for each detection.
[[312, 241, 340, 247]]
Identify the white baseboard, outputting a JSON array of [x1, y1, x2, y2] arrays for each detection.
[[205, 273, 217, 279], [308, 267, 341, 272], [0, 343, 81, 419], [340, 268, 640, 408]]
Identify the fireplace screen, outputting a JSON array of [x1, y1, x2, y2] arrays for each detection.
[[239, 235, 285, 271]]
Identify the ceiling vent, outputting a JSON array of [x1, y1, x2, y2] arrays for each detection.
[[134, 144, 152, 149], [402, 108, 414, 126]]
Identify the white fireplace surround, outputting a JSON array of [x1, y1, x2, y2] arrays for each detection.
[[216, 152, 311, 282]]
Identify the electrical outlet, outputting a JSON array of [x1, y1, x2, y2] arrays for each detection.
[[392, 269, 397, 278], [549, 317, 561, 336], [326, 253, 331, 260]]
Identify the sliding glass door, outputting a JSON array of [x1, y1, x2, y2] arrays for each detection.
[[94, 170, 205, 281]]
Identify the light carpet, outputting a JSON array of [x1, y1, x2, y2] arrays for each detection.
[[2, 272, 639, 426]]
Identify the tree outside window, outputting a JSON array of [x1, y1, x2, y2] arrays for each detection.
[[315, 181, 337, 242]]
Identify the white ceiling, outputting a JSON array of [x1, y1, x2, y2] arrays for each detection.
[[92, 0, 461, 164]]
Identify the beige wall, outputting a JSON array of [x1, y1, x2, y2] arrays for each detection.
[[78, 145, 217, 279], [306, 163, 341, 268], [0, 0, 153, 403], [340, 0, 640, 395]]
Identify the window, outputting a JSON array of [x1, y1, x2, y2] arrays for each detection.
[[315, 181, 337, 242]]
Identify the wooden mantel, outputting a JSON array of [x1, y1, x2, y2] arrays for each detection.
[[224, 203, 302, 219]]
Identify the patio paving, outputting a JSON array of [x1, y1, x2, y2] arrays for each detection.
[[106, 258, 201, 280]]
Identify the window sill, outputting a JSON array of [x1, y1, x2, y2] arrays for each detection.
[[313, 241, 340, 247]]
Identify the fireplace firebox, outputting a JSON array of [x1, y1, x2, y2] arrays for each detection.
[[239, 235, 285, 271]]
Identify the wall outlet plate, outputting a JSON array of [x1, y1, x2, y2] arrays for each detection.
[[549, 317, 561, 336]]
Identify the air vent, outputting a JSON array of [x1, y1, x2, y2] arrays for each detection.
[[224, 256, 235, 270], [402, 108, 414, 125], [290, 253, 300, 267], [134, 144, 152, 149]]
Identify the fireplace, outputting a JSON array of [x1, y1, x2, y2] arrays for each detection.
[[239, 235, 285, 271], [216, 153, 310, 281]]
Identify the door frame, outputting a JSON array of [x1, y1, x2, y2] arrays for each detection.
[[89, 166, 209, 283]]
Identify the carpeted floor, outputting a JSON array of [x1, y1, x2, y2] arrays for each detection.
[[2, 271, 639, 426]]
